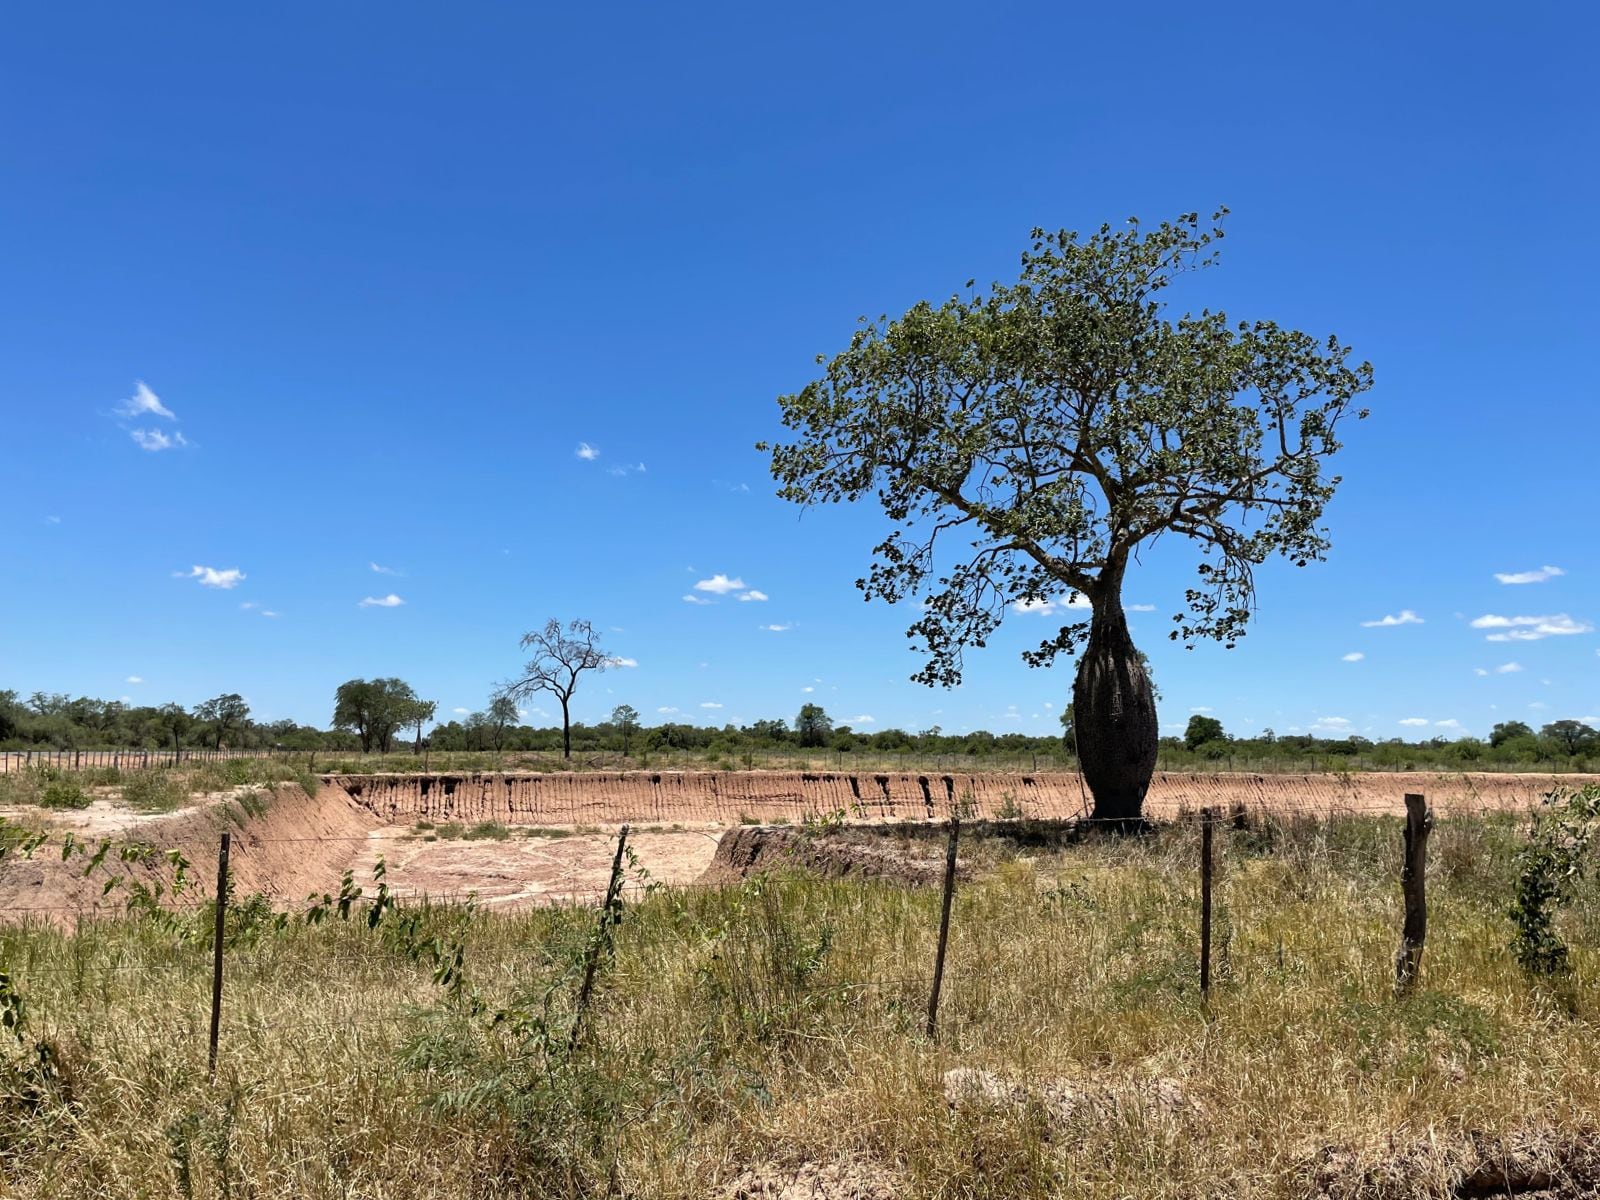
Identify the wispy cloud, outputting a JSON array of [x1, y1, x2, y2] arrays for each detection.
[[370, 562, 403, 576], [117, 381, 175, 420], [575, 442, 600, 461], [359, 594, 405, 608], [694, 574, 747, 595], [801, 686, 814, 693], [130, 429, 190, 452], [607, 462, 646, 476], [1495, 565, 1564, 585], [1309, 716, 1353, 734], [1190, 706, 1214, 714], [1472, 613, 1592, 641], [126, 676, 144, 684], [1361, 610, 1423, 627], [1341, 652, 1365, 662], [260, 610, 281, 619], [1434, 718, 1464, 731], [760, 623, 792, 632], [177, 565, 244, 590], [682, 593, 714, 605], [609, 656, 639, 668], [452, 707, 470, 715], [1012, 594, 1092, 617], [700, 701, 723, 709], [657, 706, 680, 714], [44, 515, 61, 525], [1399, 717, 1430, 727], [1494, 662, 1523, 673], [850, 714, 877, 724], [1128, 603, 1156, 612], [737, 590, 769, 602]]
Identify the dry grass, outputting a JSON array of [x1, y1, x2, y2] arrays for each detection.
[[3, 812, 1600, 1197]]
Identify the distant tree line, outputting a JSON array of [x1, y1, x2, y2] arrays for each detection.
[[6, 685, 1596, 773]]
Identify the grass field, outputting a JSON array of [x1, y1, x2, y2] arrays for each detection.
[[3, 809, 1599, 1198]]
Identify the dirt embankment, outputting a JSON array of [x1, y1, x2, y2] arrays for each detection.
[[330, 769, 1600, 828], [0, 783, 375, 923]]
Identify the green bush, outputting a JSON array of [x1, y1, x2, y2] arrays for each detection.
[[121, 771, 187, 813], [38, 779, 90, 810]]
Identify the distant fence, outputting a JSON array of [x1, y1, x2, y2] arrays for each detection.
[[0, 748, 292, 773]]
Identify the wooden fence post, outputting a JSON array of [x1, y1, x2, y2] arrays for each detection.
[[1200, 807, 1214, 998], [208, 831, 231, 1080], [569, 825, 630, 1053], [926, 815, 961, 1040], [1395, 793, 1433, 994]]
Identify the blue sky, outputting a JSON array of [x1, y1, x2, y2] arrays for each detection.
[[3, 2, 1597, 741]]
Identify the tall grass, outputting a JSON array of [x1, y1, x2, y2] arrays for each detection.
[[2, 813, 1599, 1197]]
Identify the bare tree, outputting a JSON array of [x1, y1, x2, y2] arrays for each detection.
[[497, 618, 609, 759]]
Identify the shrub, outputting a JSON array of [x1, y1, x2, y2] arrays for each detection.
[[38, 779, 90, 811]]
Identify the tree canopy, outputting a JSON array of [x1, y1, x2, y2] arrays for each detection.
[[332, 678, 422, 755], [762, 210, 1372, 823], [497, 618, 610, 759]]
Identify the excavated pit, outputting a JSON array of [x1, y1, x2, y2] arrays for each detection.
[[327, 768, 1596, 827]]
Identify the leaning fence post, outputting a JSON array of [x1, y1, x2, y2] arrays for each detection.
[[569, 824, 630, 1053], [926, 815, 961, 1040], [208, 831, 231, 1080], [1200, 807, 1214, 998], [1394, 793, 1433, 994]]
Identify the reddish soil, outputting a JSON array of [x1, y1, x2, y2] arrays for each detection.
[[331, 769, 1600, 826]]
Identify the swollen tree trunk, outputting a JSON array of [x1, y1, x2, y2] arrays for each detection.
[[1073, 580, 1158, 830]]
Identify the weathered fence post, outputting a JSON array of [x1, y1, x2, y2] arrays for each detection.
[[1200, 807, 1214, 998], [569, 824, 630, 1053], [1394, 793, 1433, 994], [208, 831, 231, 1080], [926, 815, 961, 1040]]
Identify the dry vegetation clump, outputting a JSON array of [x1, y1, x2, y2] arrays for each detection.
[[1, 812, 1598, 1197]]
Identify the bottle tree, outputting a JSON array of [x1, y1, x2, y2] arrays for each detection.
[[761, 211, 1371, 827]]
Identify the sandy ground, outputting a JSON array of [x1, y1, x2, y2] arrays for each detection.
[[345, 824, 725, 908]]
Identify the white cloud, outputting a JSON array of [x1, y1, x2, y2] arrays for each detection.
[[1495, 565, 1565, 585], [130, 428, 190, 452], [1341, 652, 1365, 662], [1012, 593, 1092, 617], [260, 610, 281, 619], [1361, 610, 1423, 627], [1495, 662, 1524, 674], [125, 676, 143, 684], [801, 686, 814, 693], [1399, 717, 1430, 727], [117, 381, 175, 420], [1530, 701, 1549, 710], [682, 594, 714, 605], [359, 594, 405, 608], [370, 562, 403, 576], [850, 714, 877, 724], [1309, 716, 1353, 734], [738, 590, 769, 602], [1434, 718, 1464, 731], [178, 565, 245, 590], [44, 515, 61, 525], [452, 707, 471, 715], [1128, 603, 1157, 612], [760, 623, 792, 632], [1190, 706, 1214, 714], [1475, 614, 1592, 641], [695, 574, 747, 595], [607, 462, 646, 476], [1474, 668, 1489, 677], [700, 701, 723, 709], [575, 442, 600, 460], [609, 656, 639, 668], [657, 706, 680, 715]]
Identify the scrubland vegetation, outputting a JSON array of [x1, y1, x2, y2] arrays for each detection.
[[3, 810, 1600, 1197]]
